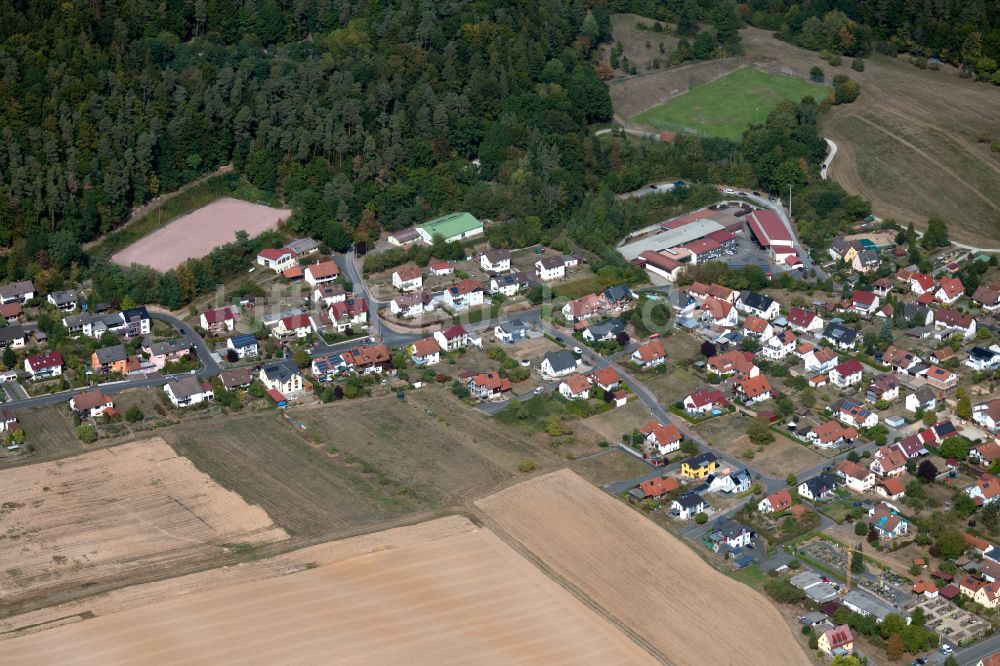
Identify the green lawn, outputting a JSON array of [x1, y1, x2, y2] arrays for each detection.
[[633, 67, 828, 140]]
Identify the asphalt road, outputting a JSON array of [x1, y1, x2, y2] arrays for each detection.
[[339, 250, 424, 348]]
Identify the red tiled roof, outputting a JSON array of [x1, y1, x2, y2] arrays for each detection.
[[738, 375, 772, 398], [635, 340, 666, 362], [852, 290, 877, 306], [306, 260, 340, 280], [561, 373, 591, 395], [637, 251, 682, 272], [281, 314, 311, 329], [27, 351, 63, 370], [686, 387, 728, 408], [412, 337, 440, 356], [823, 625, 853, 650], [283, 266, 304, 279], [766, 489, 792, 511], [881, 477, 905, 496], [470, 372, 512, 393], [394, 265, 422, 281], [258, 247, 294, 261], [937, 276, 964, 300], [592, 366, 621, 387], [787, 306, 816, 328], [833, 359, 864, 376], [638, 476, 679, 498], [72, 390, 112, 411]]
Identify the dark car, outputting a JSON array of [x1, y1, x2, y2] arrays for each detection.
[[752, 191, 760, 196]]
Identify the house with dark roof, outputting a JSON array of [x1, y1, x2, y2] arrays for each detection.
[[540, 350, 578, 378], [583, 318, 625, 343], [798, 473, 838, 501], [821, 322, 860, 350], [226, 334, 258, 359], [220, 367, 254, 390], [670, 492, 707, 520], [259, 359, 304, 395], [164, 376, 213, 407], [736, 291, 780, 320]]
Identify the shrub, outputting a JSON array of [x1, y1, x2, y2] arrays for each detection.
[[829, 54, 843, 66], [855, 522, 868, 536], [695, 512, 708, 524], [517, 459, 536, 473], [851, 58, 865, 72], [125, 405, 144, 423], [75, 424, 97, 443]]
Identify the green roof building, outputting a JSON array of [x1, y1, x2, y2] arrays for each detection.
[[416, 212, 483, 244]]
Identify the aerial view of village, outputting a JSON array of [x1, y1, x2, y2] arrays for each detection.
[[1, 2, 999, 665]]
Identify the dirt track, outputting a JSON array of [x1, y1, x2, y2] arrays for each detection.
[[476, 469, 810, 666], [0, 439, 287, 610], [0, 516, 654, 665]]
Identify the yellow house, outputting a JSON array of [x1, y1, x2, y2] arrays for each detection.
[[818, 624, 854, 655], [960, 576, 1000, 609], [680, 453, 718, 479]]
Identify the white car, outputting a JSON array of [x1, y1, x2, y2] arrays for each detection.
[[533, 386, 545, 394], [724, 188, 736, 195], [520, 359, 531, 367], [573, 346, 583, 354], [939, 644, 952, 655]]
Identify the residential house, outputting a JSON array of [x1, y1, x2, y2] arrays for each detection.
[[0, 325, 27, 349], [591, 367, 621, 392], [758, 489, 793, 514], [671, 492, 707, 520], [139, 338, 189, 372], [442, 279, 485, 311], [434, 324, 471, 352], [866, 374, 901, 403], [558, 373, 592, 400], [282, 265, 304, 282], [876, 478, 907, 501], [712, 469, 752, 495], [787, 307, 823, 333], [910, 273, 936, 295], [973, 399, 1000, 433], [540, 350, 578, 378], [905, 385, 938, 413], [0, 409, 17, 433], [603, 284, 633, 308], [968, 475, 1000, 507], [929, 346, 955, 365], [681, 452, 719, 479], [70, 390, 114, 419], [468, 372, 512, 400], [310, 354, 346, 381], [850, 290, 880, 316], [882, 346, 924, 375], [303, 260, 340, 287], [0, 280, 34, 304], [687, 282, 737, 304], [829, 237, 861, 263], [742, 315, 774, 342], [935, 309, 977, 338], [479, 249, 511, 273], [640, 420, 683, 460], [966, 346, 1000, 372], [121, 307, 151, 339], [489, 273, 528, 297], [24, 351, 63, 378], [562, 293, 605, 322], [707, 350, 759, 378], [936, 276, 965, 304], [798, 474, 838, 501], [924, 365, 958, 390], [830, 359, 864, 388], [818, 625, 854, 656], [808, 421, 858, 448], [256, 247, 297, 272], [328, 299, 369, 332], [163, 376, 213, 407], [872, 277, 893, 298], [683, 387, 729, 415], [200, 306, 238, 332], [0, 302, 22, 323], [390, 291, 433, 318], [259, 359, 304, 395], [47, 290, 79, 311], [392, 265, 423, 292], [707, 518, 754, 551], [428, 261, 454, 276], [699, 297, 739, 328], [583, 318, 624, 343], [871, 446, 907, 478], [313, 285, 347, 306], [410, 337, 441, 366], [972, 280, 1000, 312], [852, 250, 880, 274], [836, 460, 876, 493], [91, 344, 128, 374], [225, 334, 258, 360], [901, 303, 935, 327], [821, 322, 860, 350], [274, 314, 313, 338], [494, 319, 529, 345], [629, 476, 679, 502], [631, 340, 666, 369], [804, 348, 839, 374], [534, 256, 565, 281], [220, 368, 254, 390], [762, 329, 796, 360], [959, 576, 1000, 609], [736, 292, 780, 320], [736, 375, 773, 405]]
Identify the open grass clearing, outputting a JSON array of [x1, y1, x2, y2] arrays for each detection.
[[644, 366, 703, 406], [570, 449, 651, 486], [13, 405, 81, 458], [696, 412, 825, 478], [633, 66, 827, 140], [573, 398, 650, 444]]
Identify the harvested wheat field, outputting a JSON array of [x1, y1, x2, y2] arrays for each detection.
[[0, 516, 655, 666], [477, 469, 810, 666], [0, 439, 287, 610], [112, 197, 291, 271]]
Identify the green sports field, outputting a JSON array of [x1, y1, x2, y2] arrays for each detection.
[[633, 67, 828, 140]]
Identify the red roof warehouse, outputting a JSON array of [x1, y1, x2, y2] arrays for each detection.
[[746, 209, 793, 249]]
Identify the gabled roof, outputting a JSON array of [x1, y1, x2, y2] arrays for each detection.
[[875, 446, 907, 472], [833, 359, 864, 376], [823, 624, 853, 650], [935, 308, 974, 328], [851, 290, 877, 307], [822, 322, 859, 344], [447, 278, 484, 296], [973, 280, 1000, 306], [738, 291, 774, 312], [836, 459, 871, 481], [258, 247, 294, 261], [686, 386, 728, 408], [280, 314, 311, 330], [937, 276, 964, 300], [701, 296, 734, 322], [911, 273, 935, 291], [637, 476, 679, 498], [393, 265, 422, 281], [202, 306, 238, 325], [561, 373, 591, 395], [342, 344, 391, 367], [640, 420, 682, 445], [412, 337, 440, 356], [72, 389, 112, 411], [743, 315, 770, 334], [634, 340, 666, 362], [708, 350, 756, 375], [765, 489, 792, 511], [592, 366, 621, 387], [543, 350, 577, 373], [470, 372, 512, 393], [305, 260, 340, 280], [440, 324, 467, 340], [786, 307, 816, 328], [813, 421, 849, 444], [738, 375, 772, 398], [94, 344, 127, 364], [881, 477, 905, 496], [27, 350, 63, 370]]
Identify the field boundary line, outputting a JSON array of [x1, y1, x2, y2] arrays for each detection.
[[472, 506, 673, 665]]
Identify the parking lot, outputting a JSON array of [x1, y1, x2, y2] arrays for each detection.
[[916, 597, 990, 645]]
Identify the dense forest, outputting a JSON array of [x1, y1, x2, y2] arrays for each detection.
[[0, 1, 881, 308]]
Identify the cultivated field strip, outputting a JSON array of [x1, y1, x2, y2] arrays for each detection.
[[0, 522, 654, 665], [477, 469, 810, 666], [0, 439, 287, 608]]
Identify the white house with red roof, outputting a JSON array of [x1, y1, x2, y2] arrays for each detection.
[[329, 298, 369, 332], [934, 308, 977, 338], [559, 373, 592, 400], [910, 273, 936, 295], [707, 350, 759, 378], [830, 359, 864, 388], [742, 315, 774, 342], [737, 375, 772, 405], [968, 474, 1000, 507], [70, 389, 114, 419], [683, 387, 729, 415], [631, 340, 666, 368], [591, 367, 621, 392], [850, 290, 880, 316], [442, 278, 485, 311], [467, 372, 512, 400], [935, 276, 964, 304], [391, 265, 423, 292], [640, 420, 683, 458], [786, 306, 823, 333], [303, 260, 340, 287], [758, 489, 792, 513], [762, 329, 796, 360], [836, 460, 876, 493], [434, 324, 472, 352], [870, 446, 907, 478], [428, 260, 454, 276], [199, 306, 238, 332], [803, 348, 838, 374], [25, 351, 63, 378], [256, 247, 297, 272], [274, 314, 314, 338], [410, 337, 441, 366], [699, 297, 738, 328]]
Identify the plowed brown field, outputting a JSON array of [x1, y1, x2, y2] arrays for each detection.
[[476, 469, 810, 666], [0, 438, 287, 610], [0, 517, 655, 665]]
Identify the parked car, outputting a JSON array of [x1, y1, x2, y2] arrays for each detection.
[[520, 359, 531, 367], [572, 346, 583, 354], [752, 191, 760, 196], [533, 386, 545, 395], [939, 645, 953, 655], [724, 188, 736, 194]]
